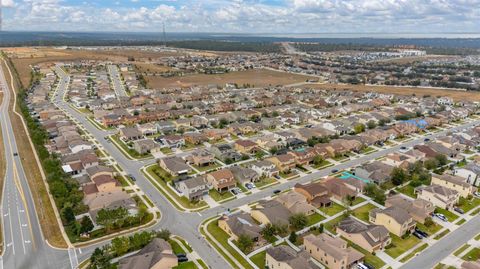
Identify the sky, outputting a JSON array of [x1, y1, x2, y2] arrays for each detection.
[[1, 0, 480, 33]]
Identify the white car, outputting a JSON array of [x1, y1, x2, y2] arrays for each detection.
[[435, 213, 448, 222]]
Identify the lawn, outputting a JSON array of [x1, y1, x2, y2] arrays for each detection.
[[324, 215, 347, 234], [352, 203, 378, 222], [360, 146, 377, 154], [319, 202, 346, 216], [348, 240, 386, 268], [110, 135, 153, 159], [280, 171, 296, 179], [350, 196, 366, 206], [462, 247, 480, 261], [416, 222, 441, 236], [307, 213, 326, 226], [458, 197, 480, 213], [385, 234, 420, 258], [144, 165, 208, 210], [476, 234, 480, 241], [209, 189, 235, 202], [434, 229, 450, 240], [400, 243, 428, 263], [313, 160, 333, 169], [396, 185, 417, 198], [193, 162, 222, 172], [457, 219, 466, 225], [380, 181, 396, 191], [332, 155, 349, 162], [173, 261, 197, 269], [454, 244, 470, 256], [206, 219, 254, 269], [435, 207, 459, 222], [250, 250, 266, 268], [255, 177, 278, 189]]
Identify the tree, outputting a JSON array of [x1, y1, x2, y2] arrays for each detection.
[[365, 183, 386, 205], [312, 155, 324, 166], [391, 167, 408, 186], [80, 216, 94, 234], [288, 232, 297, 244], [111, 236, 130, 257], [137, 204, 148, 223], [354, 124, 366, 134], [255, 151, 265, 159], [261, 224, 276, 239], [424, 158, 439, 170], [288, 213, 308, 231], [318, 223, 324, 233], [156, 229, 171, 241], [367, 120, 377, 129], [237, 234, 254, 253], [435, 154, 448, 166], [269, 147, 278, 155], [62, 206, 75, 225], [89, 247, 112, 269], [96, 207, 128, 232], [424, 217, 434, 227]]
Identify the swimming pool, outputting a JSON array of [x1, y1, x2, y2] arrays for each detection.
[[339, 171, 371, 183]]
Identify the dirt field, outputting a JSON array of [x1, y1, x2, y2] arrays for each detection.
[[301, 83, 480, 102], [146, 68, 315, 89], [134, 62, 173, 74], [1, 59, 67, 248]]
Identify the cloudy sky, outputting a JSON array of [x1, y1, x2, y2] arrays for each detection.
[[1, 0, 479, 33]]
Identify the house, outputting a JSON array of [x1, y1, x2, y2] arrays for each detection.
[[355, 161, 394, 185], [369, 206, 416, 237], [293, 182, 332, 207], [183, 132, 208, 145], [321, 177, 358, 201], [455, 163, 480, 186], [86, 165, 114, 180], [288, 149, 316, 166], [462, 260, 480, 269], [267, 154, 296, 173], [275, 192, 316, 216], [186, 149, 216, 167], [158, 157, 192, 176], [175, 176, 209, 201], [415, 185, 459, 210], [337, 216, 391, 253], [250, 200, 291, 226], [158, 134, 185, 149], [206, 169, 236, 192], [119, 127, 142, 141], [234, 140, 259, 154], [249, 160, 280, 178], [210, 143, 242, 163], [118, 238, 178, 269], [431, 173, 476, 198], [385, 195, 434, 224], [133, 139, 157, 154], [218, 212, 262, 242], [265, 245, 318, 269], [303, 233, 364, 269], [230, 166, 259, 184]]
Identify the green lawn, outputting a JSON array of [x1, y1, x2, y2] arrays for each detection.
[[250, 250, 266, 268], [350, 196, 366, 206], [161, 147, 173, 154], [396, 185, 417, 198], [458, 197, 480, 213], [416, 222, 441, 236], [348, 240, 386, 268], [209, 189, 235, 202], [462, 247, 480, 261], [385, 234, 420, 258], [435, 207, 459, 222], [324, 215, 347, 234], [454, 244, 470, 256], [174, 236, 193, 252], [380, 181, 396, 191], [319, 202, 346, 216], [457, 219, 466, 225], [206, 220, 253, 269], [306, 213, 326, 226], [360, 146, 377, 154], [313, 160, 333, 169], [400, 243, 428, 263], [475, 234, 480, 241], [173, 261, 197, 269], [434, 229, 450, 240], [255, 177, 278, 189], [193, 162, 222, 172], [332, 155, 349, 162], [169, 239, 185, 255], [279, 171, 296, 179], [352, 203, 377, 222], [110, 135, 153, 159], [144, 165, 207, 210]]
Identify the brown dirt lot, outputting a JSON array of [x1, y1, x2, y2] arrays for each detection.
[[1, 59, 67, 248], [301, 83, 480, 102], [146, 68, 315, 89], [134, 62, 173, 73]]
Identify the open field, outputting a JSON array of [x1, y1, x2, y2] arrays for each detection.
[[146, 68, 314, 89], [134, 62, 173, 73], [301, 83, 480, 102], [1, 59, 67, 248]]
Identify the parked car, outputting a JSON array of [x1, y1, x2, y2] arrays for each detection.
[[363, 263, 375, 269], [424, 138, 430, 142], [415, 228, 428, 238], [13, 152, 18, 156], [331, 169, 339, 173], [454, 207, 464, 214], [474, 192, 480, 198], [176, 253, 187, 258], [273, 189, 281, 195], [128, 174, 136, 181], [435, 213, 448, 222], [245, 183, 255, 190], [178, 257, 189, 262], [412, 231, 424, 239]]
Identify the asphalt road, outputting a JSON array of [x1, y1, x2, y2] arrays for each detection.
[[107, 64, 127, 98], [0, 63, 73, 269], [2, 62, 480, 269]]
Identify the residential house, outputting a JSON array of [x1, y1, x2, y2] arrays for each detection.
[[118, 238, 178, 269], [265, 245, 317, 269], [249, 160, 280, 178], [119, 127, 142, 141], [210, 144, 242, 163], [218, 212, 262, 242], [455, 163, 480, 186], [369, 206, 416, 237], [175, 176, 209, 201], [230, 166, 259, 184], [275, 192, 316, 216], [337, 216, 391, 253], [206, 169, 236, 192], [234, 140, 259, 154], [431, 173, 476, 198], [293, 182, 332, 207], [158, 134, 185, 149], [267, 154, 296, 173], [354, 161, 394, 185], [416, 185, 459, 210], [132, 139, 157, 154], [250, 200, 291, 226], [159, 157, 192, 176], [304, 233, 364, 269], [321, 177, 358, 201], [385, 195, 434, 224], [186, 149, 216, 167]]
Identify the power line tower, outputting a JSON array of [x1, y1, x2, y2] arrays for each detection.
[[162, 22, 167, 47]]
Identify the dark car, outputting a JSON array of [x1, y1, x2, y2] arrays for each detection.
[[424, 138, 430, 142], [454, 207, 464, 214], [363, 263, 376, 269], [273, 189, 281, 195], [331, 169, 339, 173], [176, 253, 187, 258], [13, 152, 18, 156], [128, 174, 136, 181], [412, 231, 424, 239], [178, 256, 189, 262], [400, 146, 407, 150], [415, 228, 428, 238]]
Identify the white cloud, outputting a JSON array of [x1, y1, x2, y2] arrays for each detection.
[[1, 0, 16, 8]]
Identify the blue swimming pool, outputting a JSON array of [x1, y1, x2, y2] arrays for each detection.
[[339, 171, 371, 183]]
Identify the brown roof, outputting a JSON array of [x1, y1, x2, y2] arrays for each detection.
[[83, 183, 99, 195]]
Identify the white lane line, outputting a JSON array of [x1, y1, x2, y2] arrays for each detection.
[[7, 201, 15, 255], [14, 190, 26, 254]]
